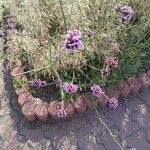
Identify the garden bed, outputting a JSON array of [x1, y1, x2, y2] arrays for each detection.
[[11, 62, 150, 121], [1, 0, 150, 121]]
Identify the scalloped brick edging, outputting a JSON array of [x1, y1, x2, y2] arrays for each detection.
[[10, 64, 150, 122], [5, 15, 150, 122]]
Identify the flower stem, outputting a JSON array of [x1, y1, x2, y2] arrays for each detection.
[[58, 0, 67, 32], [95, 108, 125, 150]]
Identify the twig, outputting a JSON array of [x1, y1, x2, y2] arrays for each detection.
[[95, 108, 125, 150], [59, 0, 67, 32]]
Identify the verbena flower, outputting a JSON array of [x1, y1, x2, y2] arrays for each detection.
[[90, 84, 104, 97], [54, 78, 62, 87], [109, 42, 121, 53], [63, 82, 78, 93], [105, 57, 118, 68], [100, 67, 111, 77], [109, 98, 118, 108], [57, 108, 67, 118], [64, 29, 83, 53], [0, 31, 4, 37], [87, 31, 95, 37], [31, 79, 47, 88], [119, 5, 134, 24]]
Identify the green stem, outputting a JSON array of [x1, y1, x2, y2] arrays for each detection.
[[60, 85, 65, 100]]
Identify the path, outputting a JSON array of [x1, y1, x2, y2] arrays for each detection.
[[0, 60, 150, 150]]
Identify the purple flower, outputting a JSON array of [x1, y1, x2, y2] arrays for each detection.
[[63, 82, 78, 93], [119, 5, 134, 24], [105, 57, 119, 68], [90, 84, 104, 97], [63, 29, 83, 53], [31, 79, 47, 88], [87, 31, 95, 37], [57, 108, 67, 118], [0, 31, 4, 38], [109, 98, 118, 108], [100, 67, 111, 77], [54, 78, 62, 87]]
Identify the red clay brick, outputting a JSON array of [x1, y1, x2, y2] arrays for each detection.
[[106, 85, 120, 99], [15, 86, 28, 96], [117, 81, 131, 98], [147, 70, 150, 77], [48, 101, 75, 119], [127, 77, 142, 94], [18, 92, 32, 106], [35, 101, 48, 122], [62, 101, 75, 117], [10, 67, 23, 76], [48, 101, 61, 120], [22, 101, 36, 121], [137, 73, 150, 89], [96, 94, 109, 106], [83, 95, 98, 109], [74, 96, 87, 113]]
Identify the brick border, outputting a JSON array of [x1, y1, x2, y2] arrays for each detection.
[[10, 64, 150, 121]]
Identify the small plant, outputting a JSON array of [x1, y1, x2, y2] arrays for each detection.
[[13, 77, 27, 89]]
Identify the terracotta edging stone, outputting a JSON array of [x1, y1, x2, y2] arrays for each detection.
[[137, 73, 150, 89], [83, 95, 98, 109], [127, 76, 142, 94], [106, 85, 120, 99], [48, 101, 61, 120], [18, 91, 32, 106], [34, 100, 49, 122], [117, 81, 131, 98], [22, 101, 36, 121], [96, 94, 109, 106], [74, 96, 87, 113], [48, 101, 75, 120]]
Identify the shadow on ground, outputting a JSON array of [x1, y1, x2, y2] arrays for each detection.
[[0, 60, 150, 150]]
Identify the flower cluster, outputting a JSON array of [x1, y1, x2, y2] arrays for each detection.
[[100, 67, 111, 77], [90, 84, 104, 97], [87, 31, 95, 37], [100, 41, 120, 77], [54, 78, 62, 87], [105, 57, 118, 68], [109, 98, 119, 108], [0, 31, 4, 38], [63, 82, 78, 93], [109, 43, 121, 53], [7, 16, 17, 29], [64, 29, 83, 53], [57, 107, 67, 118], [31, 79, 47, 88], [118, 5, 134, 24], [100, 56, 119, 77]]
